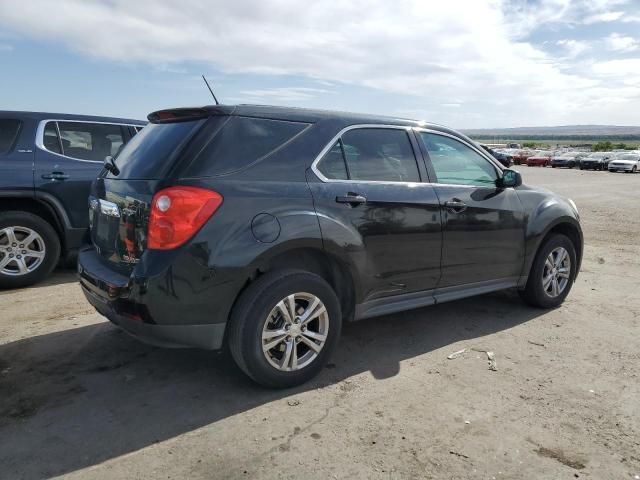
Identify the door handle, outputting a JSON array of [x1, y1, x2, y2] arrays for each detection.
[[41, 172, 69, 181], [336, 193, 367, 206], [444, 199, 467, 213]]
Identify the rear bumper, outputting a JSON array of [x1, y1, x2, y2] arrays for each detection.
[[78, 247, 226, 350]]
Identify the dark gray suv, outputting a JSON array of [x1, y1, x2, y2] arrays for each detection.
[[78, 105, 583, 388]]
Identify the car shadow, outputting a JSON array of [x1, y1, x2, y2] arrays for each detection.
[[0, 289, 544, 479]]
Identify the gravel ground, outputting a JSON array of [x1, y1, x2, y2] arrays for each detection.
[[1, 167, 639, 480]]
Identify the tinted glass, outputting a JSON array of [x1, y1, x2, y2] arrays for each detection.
[[187, 116, 308, 176], [316, 141, 348, 180], [43, 122, 61, 154], [0, 119, 21, 154], [57, 122, 125, 161], [340, 128, 420, 182], [108, 119, 205, 179], [420, 132, 498, 186]]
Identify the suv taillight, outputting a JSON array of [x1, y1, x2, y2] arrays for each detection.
[[148, 186, 223, 250]]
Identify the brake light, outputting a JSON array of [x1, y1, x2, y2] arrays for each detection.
[[148, 186, 223, 250]]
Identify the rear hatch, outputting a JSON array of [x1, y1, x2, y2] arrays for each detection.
[[89, 108, 224, 271]]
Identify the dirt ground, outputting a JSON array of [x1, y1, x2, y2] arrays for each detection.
[[1, 167, 639, 480]]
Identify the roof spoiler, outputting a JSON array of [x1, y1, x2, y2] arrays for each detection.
[[147, 106, 235, 124]]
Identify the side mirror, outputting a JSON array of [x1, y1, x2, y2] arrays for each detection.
[[498, 169, 522, 188]]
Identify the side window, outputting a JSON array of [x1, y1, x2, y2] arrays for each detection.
[[317, 128, 420, 182], [56, 122, 125, 161], [43, 122, 62, 154], [0, 119, 22, 155], [419, 132, 498, 186], [316, 141, 348, 180]]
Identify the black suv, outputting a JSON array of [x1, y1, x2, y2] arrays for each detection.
[[78, 105, 583, 388], [0, 111, 145, 287]]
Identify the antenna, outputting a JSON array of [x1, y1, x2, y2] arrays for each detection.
[[201, 75, 220, 105]]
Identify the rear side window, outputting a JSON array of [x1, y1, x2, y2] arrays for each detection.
[[108, 120, 205, 179], [0, 119, 22, 154], [43, 122, 62, 154], [317, 128, 420, 182], [186, 116, 309, 176], [57, 122, 125, 161]]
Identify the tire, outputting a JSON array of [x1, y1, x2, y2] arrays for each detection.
[[551, 165, 556, 168], [227, 269, 342, 388], [633, 166, 638, 174], [0, 211, 61, 288], [579, 166, 583, 170], [520, 233, 577, 309]]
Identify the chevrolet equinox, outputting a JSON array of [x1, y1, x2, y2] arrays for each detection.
[[78, 105, 583, 388]]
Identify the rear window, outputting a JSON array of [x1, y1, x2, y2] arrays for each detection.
[[108, 119, 205, 179], [184, 116, 309, 176], [0, 119, 22, 154]]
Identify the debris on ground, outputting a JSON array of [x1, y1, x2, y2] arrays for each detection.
[[447, 348, 467, 360], [487, 351, 497, 371], [528, 340, 545, 347], [287, 399, 300, 407], [449, 450, 470, 459]]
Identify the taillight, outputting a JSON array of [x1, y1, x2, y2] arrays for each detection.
[[148, 186, 223, 250]]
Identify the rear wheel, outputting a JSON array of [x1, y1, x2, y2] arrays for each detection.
[[0, 211, 61, 288], [520, 234, 576, 309], [227, 270, 342, 388], [632, 166, 638, 174]]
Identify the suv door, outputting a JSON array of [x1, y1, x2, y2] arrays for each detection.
[[308, 126, 442, 305], [34, 120, 128, 228], [416, 131, 525, 292], [0, 117, 35, 194]]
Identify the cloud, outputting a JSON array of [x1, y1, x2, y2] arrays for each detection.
[[0, 0, 638, 126], [556, 39, 590, 57], [583, 10, 625, 23], [0, 43, 12, 51], [237, 87, 330, 102], [604, 32, 639, 51]]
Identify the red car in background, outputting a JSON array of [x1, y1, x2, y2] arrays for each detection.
[[512, 150, 537, 165], [526, 151, 553, 167]]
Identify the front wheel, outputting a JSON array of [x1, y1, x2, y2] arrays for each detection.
[[0, 211, 61, 288], [520, 234, 577, 309], [227, 270, 342, 388]]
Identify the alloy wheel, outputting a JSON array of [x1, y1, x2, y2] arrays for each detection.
[[261, 292, 329, 371], [0, 226, 46, 276], [542, 247, 571, 298]]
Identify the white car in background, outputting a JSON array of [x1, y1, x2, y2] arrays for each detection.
[[608, 152, 640, 173]]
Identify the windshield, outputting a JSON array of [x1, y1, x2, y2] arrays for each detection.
[[535, 151, 551, 156], [588, 153, 605, 159], [109, 119, 205, 179], [618, 154, 639, 160]]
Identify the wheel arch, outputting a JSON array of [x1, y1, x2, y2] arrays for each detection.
[[254, 246, 357, 322], [0, 194, 66, 251]]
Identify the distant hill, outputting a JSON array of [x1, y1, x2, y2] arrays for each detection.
[[462, 125, 640, 137]]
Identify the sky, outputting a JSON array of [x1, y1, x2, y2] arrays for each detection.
[[0, 0, 639, 128]]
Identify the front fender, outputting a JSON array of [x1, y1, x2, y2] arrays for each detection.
[[518, 191, 583, 285]]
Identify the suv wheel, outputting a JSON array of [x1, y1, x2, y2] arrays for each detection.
[[228, 270, 342, 388], [0, 211, 61, 288], [520, 233, 576, 308]]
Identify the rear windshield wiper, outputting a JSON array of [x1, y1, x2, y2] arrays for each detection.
[[104, 155, 120, 176]]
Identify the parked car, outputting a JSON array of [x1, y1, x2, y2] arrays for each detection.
[[526, 151, 553, 167], [550, 152, 584, 168], [479, 144, 512, 167], [608, 152, 640, 173], [78, 105, 583, 388], [579, 152, 613, 170], [0, 111, 145, 288], [511, 150, 532, 165]]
